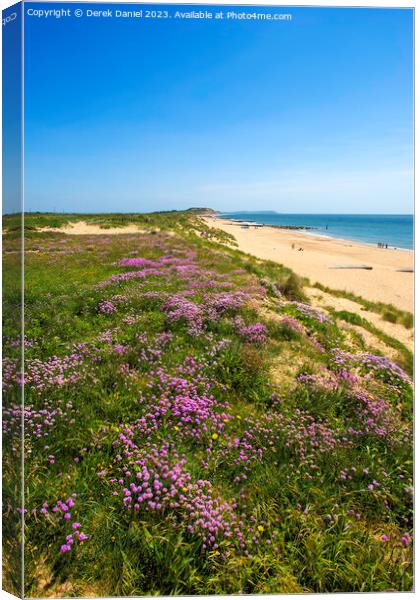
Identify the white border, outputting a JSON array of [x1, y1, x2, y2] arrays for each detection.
[[0, 1, 415, 600]]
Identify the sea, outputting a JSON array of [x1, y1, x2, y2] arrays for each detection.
[[218, 213, 414, 250]]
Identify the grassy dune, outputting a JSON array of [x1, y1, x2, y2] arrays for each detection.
[[2, 212, 413, 596]]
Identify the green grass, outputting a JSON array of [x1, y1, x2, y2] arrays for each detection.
[[2, 211, 413, 596]]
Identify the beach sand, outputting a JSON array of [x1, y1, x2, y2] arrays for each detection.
[[38, 221, 147, 236], [204, 217, 414, 313]]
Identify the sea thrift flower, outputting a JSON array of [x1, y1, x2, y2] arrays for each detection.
[[118, 257, 161, 269], [282, 301, 332, 324], [332, 349, 412, 386], [98, 300, 116, 314], [234, 317, 267, 344], [280, 316, 306, 335]]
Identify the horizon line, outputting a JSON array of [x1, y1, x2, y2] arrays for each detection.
[[7, 210, 414, 217]]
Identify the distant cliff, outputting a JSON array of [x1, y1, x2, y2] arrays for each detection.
[[186, 208, 220, 216]]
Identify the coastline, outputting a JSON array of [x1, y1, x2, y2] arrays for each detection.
[[216, 215, 413, 251], [285, 227, 413, 253], [204, 216, 414, 312]]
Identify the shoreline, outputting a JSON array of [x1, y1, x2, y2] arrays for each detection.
[[216, 216, 413, 252], [287, 227, 413, 253], [204, 216, 414, 312]]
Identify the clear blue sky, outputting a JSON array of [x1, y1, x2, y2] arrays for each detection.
[[3, 2, 22, 215], [22, 3, 413, 214]]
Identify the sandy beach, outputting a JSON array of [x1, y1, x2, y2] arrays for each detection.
[[204, 217, 414, 312], [38, 221, 146, 235]]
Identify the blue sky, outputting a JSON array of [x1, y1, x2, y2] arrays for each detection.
[[3, 2, 22, 215], [22, 3, 413, 214]]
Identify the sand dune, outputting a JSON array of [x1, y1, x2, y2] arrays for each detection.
[[306, 287, 414, 351], [204, 217, 414, 312], [38, 221, 146, 235]]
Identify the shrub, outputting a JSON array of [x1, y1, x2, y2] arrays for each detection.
[[277, 273, 307, 302], [382, 310, 398, 324]]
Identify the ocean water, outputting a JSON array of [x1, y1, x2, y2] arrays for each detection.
[[219, 213, 414, 250]]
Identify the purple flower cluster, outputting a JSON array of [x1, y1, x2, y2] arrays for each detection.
[[401, 532, 412, 547], [278, 410, 338, 460], [296, 366, 405, 442], [204, 432, 264, 483], [206, 291, 248, 314], [283, 301, 332, 324], [163, 294, 204, 336], [109, 268, 165, 284], [3, 398, 76, 443], [242, 410, 339, 469], [105, 440, 241, 550], [98, 300, 116, 314], [280, 316, 306, 335], [117, 257, 161, 269], [2, 357, 22, 390], [22, 354, 87, 394], [135, 357, 231, 442], [163, 291, 249, 336], [4, 328, 138, 396], [234, 317, 267, 344], [6, 335, 35, 349], [102, 251, 203, 286], [348, 388, 402, 440], [296, 368, 357, 392], [26, 494, 88, 555], [136, 332, 173, 365], [332, 349, 412, 386]]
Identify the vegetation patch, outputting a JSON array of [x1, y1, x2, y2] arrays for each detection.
[[3, 211, 413, 595], [313, 282, 413, 330]]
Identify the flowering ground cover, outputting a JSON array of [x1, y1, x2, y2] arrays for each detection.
[[2, 212, 413, 595]]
